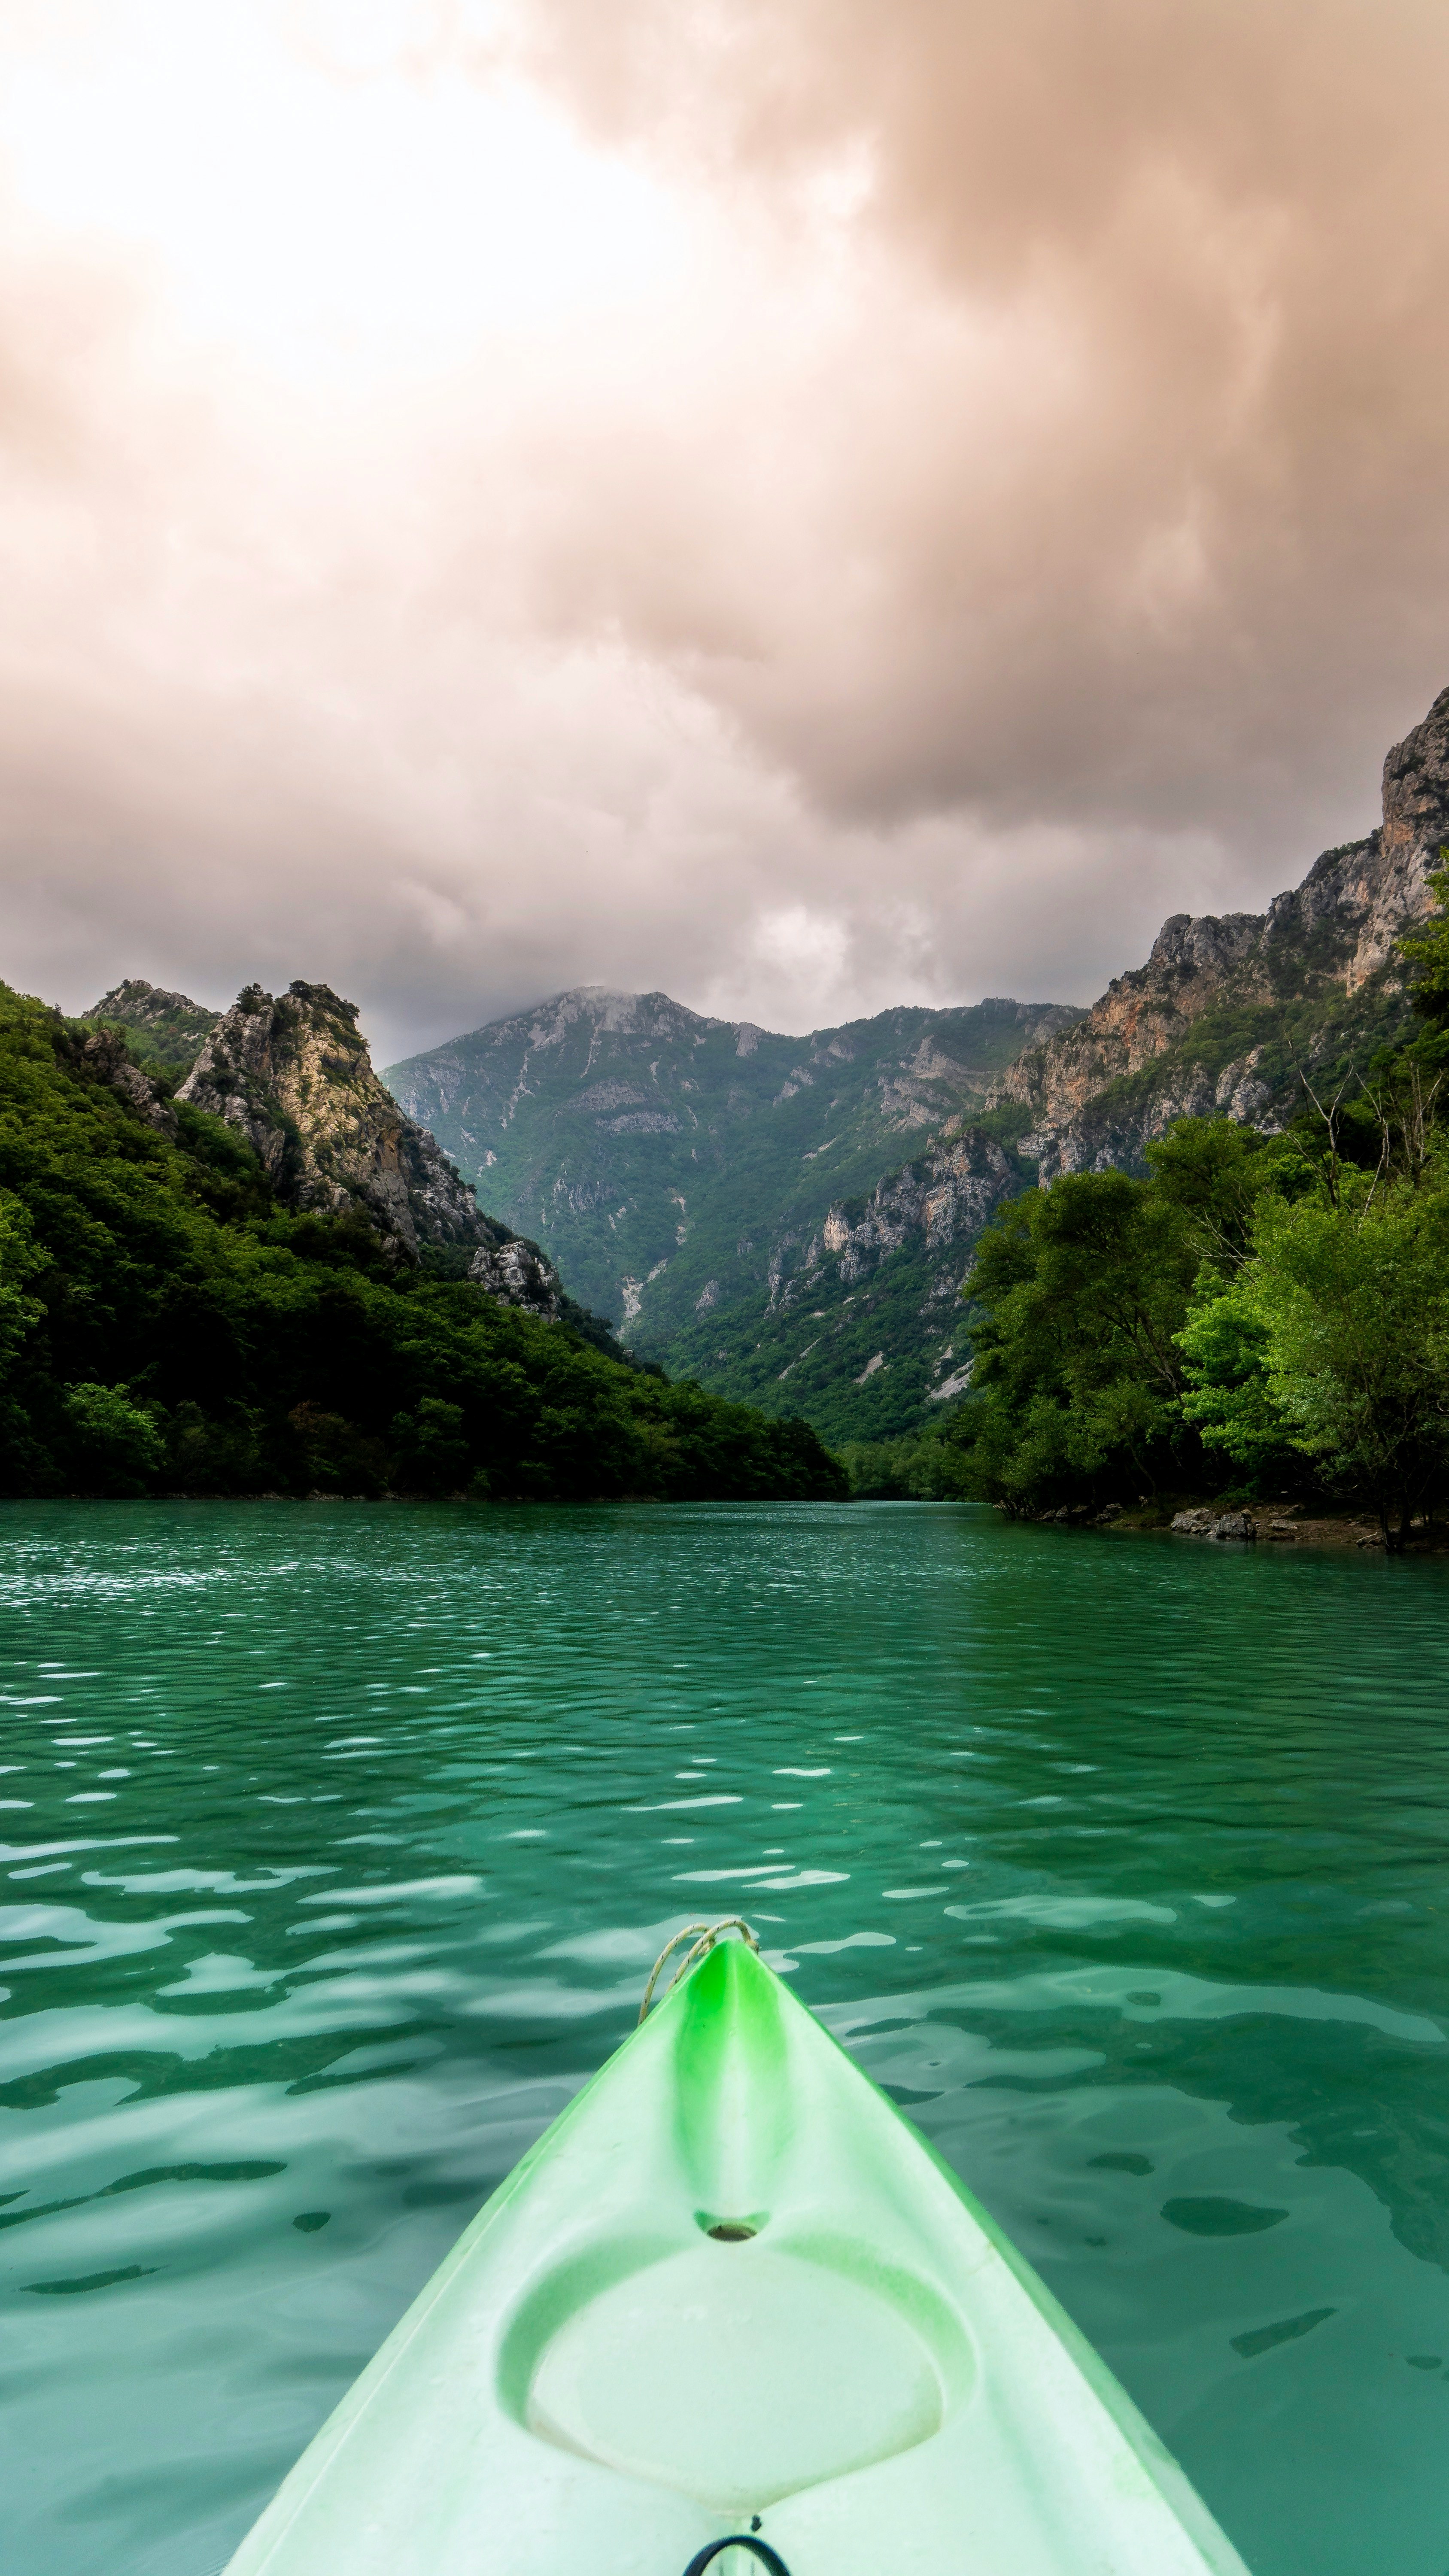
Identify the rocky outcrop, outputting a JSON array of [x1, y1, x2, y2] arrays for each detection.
[[1172, 1507, 1257, 1541], [989, 684, 1449, 1178], [766, 1127, 1018, 1317], [177, 980, 565, 1312], [468, 1236, 562, 1318], [85, 978, 220, 1073], [814, 1129, 1018, 1290], [78, 1025, 178, 1136], [664, 1121, 1024, 1434]]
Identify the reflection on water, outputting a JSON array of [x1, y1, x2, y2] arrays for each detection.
[[1, 1499, 1448, 2576]]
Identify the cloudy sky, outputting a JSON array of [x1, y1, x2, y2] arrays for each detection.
[[4, 0, 1449, 1063]]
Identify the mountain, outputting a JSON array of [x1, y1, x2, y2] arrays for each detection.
[[654, 1123, 1030, 1442], [387, 682, 1449, 1447], [774, 683, 1449, 1443], [986, 684, 1449, 1176], [85, 977, 220, 1072], [383, 990, 1077, 1361], [180, 981, 565, 1316], [0, 978, 843, 1503]]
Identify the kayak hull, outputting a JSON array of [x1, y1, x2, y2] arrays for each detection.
[[224, 1937, 1252, 2575]]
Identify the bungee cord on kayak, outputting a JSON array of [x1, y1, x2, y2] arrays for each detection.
[[680, 2537, 792, 2576], [638, 1918, 760, 2022]]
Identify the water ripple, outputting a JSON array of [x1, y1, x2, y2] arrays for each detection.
[[1, 1499, 1448, 2576]]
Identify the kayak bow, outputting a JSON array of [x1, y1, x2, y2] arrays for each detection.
[[224, 1925, 1252, 2576]]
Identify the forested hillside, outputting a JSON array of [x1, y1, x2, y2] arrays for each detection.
[[384, 989, 1077, 1328], [863, 869, 1449, 1546], [0, 983, 843, 1502], [718, 677, 1449, 1450]]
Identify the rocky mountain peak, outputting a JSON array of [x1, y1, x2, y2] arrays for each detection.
[[1145, 912, 1261, 976], [84, 976, 221, 1072], [177, 979, 562, 1311]]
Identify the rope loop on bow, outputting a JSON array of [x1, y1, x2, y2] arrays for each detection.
[[680, 2538, 791, 2576], [639, 1918, 759, 2023]]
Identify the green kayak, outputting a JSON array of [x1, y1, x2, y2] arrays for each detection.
[[224, 1925, 1252, 2576]]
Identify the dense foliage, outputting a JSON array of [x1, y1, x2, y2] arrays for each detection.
[[923, 1051, 1449, 1544], [0, 984, 845, 1502], [868, 879, 1449, 1547]]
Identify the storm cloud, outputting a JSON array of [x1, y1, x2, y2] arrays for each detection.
[[2, 1, 1447, 1057]]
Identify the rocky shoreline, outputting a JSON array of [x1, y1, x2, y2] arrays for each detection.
[[1016, 1500, 1448, 1554]]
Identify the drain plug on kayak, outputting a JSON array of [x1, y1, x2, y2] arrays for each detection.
[[697, 2211, 765, 2241]]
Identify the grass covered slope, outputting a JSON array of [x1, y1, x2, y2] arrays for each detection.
[[0, 984, 844, 1502]]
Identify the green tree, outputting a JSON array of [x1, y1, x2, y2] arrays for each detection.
[[62, 1383, 167, 1494], [1143, 1115, 1282, 1270], [1176, 1284, 1293, 1477], [390, 1396, 470, 1495], [1187, 1176, 1449, 1547], [0, 1188, 48, 1377], [956, 1167, 1201, 1511]]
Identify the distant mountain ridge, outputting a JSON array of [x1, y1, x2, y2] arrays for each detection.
[[383, 990, 1079, 1398]]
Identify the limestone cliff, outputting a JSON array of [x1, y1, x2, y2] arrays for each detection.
[[178, 981, 563, 1312], [658, 1123, 1024, 1437], [804, 1129, 1017, 1300], [989, 684, 1449, 1177]]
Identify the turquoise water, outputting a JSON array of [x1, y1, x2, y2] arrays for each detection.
[[1, 1502, 1448, 2576]]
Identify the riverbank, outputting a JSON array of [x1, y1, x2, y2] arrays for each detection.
[[1029, 1498, 1449, 1553]]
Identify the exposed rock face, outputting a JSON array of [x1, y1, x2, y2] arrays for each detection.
[[78, 1025, 178, 1136], [1172, 1508, 1257, 1542], [990, 685, 1449, 1178], [762, 1127, 1017, 1328], [812, 1129, 1019, 1293], [468, 1236, 562, 1318], [177, 980, 564, 1311], [662, 1121, 1021, 1434]]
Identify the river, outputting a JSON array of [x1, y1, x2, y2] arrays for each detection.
[[1, 1499, 1447, 2576]]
